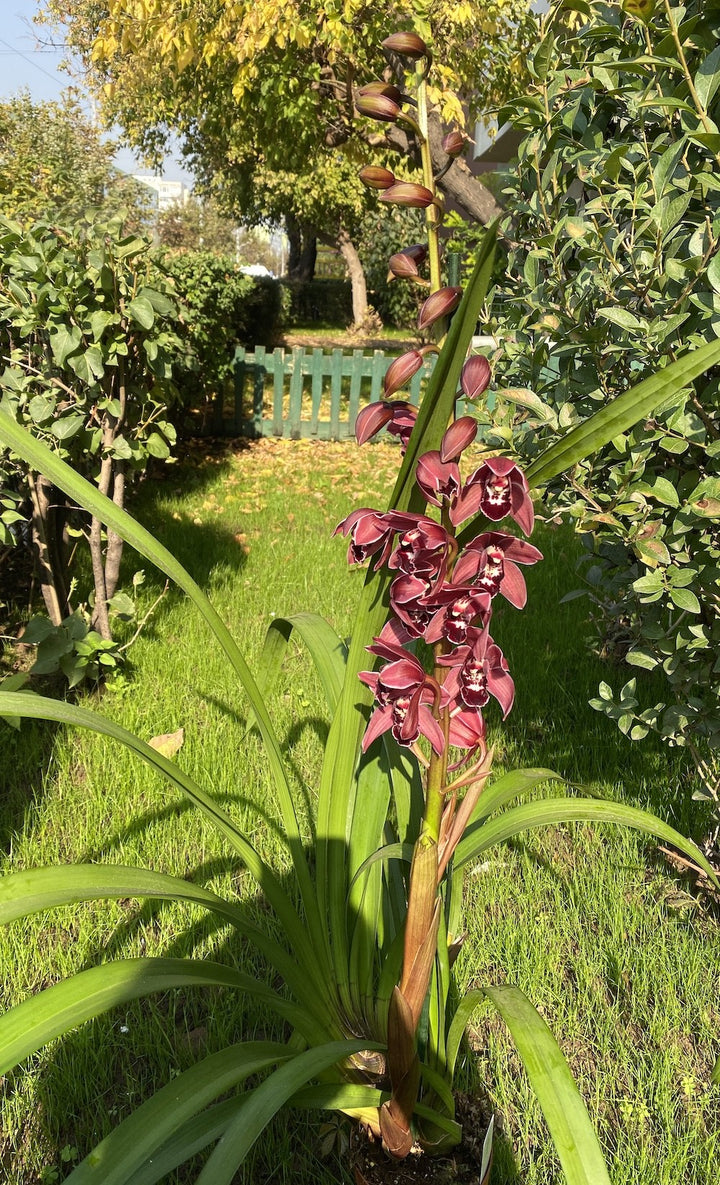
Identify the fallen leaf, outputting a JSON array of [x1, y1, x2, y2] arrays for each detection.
[[148, 727, 185, 759]]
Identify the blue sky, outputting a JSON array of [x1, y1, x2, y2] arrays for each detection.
[[1, 0, 193, 184]]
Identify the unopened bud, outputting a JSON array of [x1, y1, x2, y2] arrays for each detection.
[[379, 181, 434, 209], [359, 165, 396, 190], [382, 31, 430, 60], [383, 350, 425, 397], [388, 251, 420, 279], [460, 355, 491, 400], [440, 416, 477, 463], [356, 93, 400, 122], [358, 81, 404, 105], [441, 130, 466, 158], [417, 286, 462, 331]]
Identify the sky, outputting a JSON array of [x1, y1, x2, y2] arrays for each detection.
[[0, 0, 193, 185]]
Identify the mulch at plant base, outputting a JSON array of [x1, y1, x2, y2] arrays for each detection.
[[351, 1096, 494, 1185]]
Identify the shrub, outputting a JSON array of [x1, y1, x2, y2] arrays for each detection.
[[280, 276, 353, 325], [488, 0, 720, 816], [155, 251, 287, 425], [0, 211, 182, 671]]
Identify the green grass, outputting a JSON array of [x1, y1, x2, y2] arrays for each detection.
[[1, 438, 718, 1184]]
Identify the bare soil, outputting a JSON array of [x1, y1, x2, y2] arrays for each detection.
[[351, 1096, 494, 1185]]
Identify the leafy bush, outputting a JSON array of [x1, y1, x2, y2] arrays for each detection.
[[488, 0, 720, 814], [360, 206, 427, 330], [0, 211, 182, 674], [280, 276, 353, 325], [155, 251, 287, 424]]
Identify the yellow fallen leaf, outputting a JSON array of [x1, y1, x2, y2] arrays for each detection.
[[148, 727, 185, 759]]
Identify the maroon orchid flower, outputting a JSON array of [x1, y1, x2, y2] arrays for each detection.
[[424, 587, 492, 646], [451, 456, 534, 535], [355, 400, 418, 451], [389, 573, 439, 637], [439, 628, 515, 719], [415, 450, 461, 509], [334, 508, 398, 569], [388, 517, 450, 587], [452, 532, 543, 609], [447, 705, 487, 753], [359, 650, 444, 753]]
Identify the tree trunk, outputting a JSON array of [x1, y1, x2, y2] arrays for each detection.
[[28, 473, 65, 627], [335, 227, 369, 327], [285, 214, 317, 280]]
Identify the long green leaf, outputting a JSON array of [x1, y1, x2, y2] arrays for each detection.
[[195, 1039, 383, 1185], [0, 959, 275, 1077], [484, 984, 611, 1185], [316, 226, 499, 1002], [445, 989, 487, 1080], [0, 409, 328, 969], [526, 338, 720, 487], [454, 796, 720, 887], [252, 612, 347, 719], [124, 1099, 247, 1185], [0, 863, 333, 1041], [470, 767, 564, 825], [66, 1043, 290, 1185], [0, 690, 334, 1012]]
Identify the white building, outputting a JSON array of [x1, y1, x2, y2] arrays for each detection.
[[131, 175, 191, 212]]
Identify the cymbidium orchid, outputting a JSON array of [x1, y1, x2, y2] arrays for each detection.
[[1, 26, 719, 1185]]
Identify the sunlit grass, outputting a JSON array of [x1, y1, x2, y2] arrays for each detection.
[[0, 438, 718, 1184]]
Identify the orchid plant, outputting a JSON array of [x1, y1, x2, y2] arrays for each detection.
[[1, 28, 720, 1185]]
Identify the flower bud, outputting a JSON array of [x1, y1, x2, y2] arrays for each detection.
[[359, 165, 396, 190], [441, 130, 466, 158], [355, 93, 400, 122], [383, 350, 425, 397], [461, 355, 491, 400], [379, 181, 434, 208], [358, 81, 404, 105], [440, 416, 478, 463], [417, 286, 462, 331], [382, 31, 430, 60]]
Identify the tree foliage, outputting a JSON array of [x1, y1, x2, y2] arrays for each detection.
[[488, 0, 720, 810], [0, 90, 152, 228]]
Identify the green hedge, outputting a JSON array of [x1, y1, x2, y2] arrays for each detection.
[[281, 278, 353, 326]]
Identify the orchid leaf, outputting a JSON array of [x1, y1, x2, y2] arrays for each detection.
[[455, 796, 720, 888], [526, 338, 720, 487], [469, 767, 564, 825], [250, 611, 347, 725], [0, 863, 328, 1031], [485, 985, 611, 1184], [65, 1043, 290, 1185], [195, 1040, 383, 1185], [445, 989, 487, 1080], [0, 959, 276, 1077]]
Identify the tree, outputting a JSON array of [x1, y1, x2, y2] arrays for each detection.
[[0, 89, 153, 228], [157, 195, 238, 254], [45, 1, 537, 320]]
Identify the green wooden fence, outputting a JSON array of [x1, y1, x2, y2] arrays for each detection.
[[206, 346, 438, 440]]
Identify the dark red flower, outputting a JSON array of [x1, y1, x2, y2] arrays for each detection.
[[389, 573, 439, 637], [451, 456, 534, 535], [415, 450, 461, 509], [360, 649, 443, 753], [452, 532, 543, 609], [439, 628, 515, 719], [334, 508, 398, 569], [388, 517, 450, 586], [424, 587, 492, 646]]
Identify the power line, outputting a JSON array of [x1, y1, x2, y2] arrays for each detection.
[[0, 36, 66, 85]]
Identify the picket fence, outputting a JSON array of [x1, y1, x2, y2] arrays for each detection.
[[205, 346, 438, 440]]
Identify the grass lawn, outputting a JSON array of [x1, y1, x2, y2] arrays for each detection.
[[1, 438, 718, 1184]]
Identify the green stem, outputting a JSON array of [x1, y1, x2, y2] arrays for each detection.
[[416, 66, 442, 296]]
